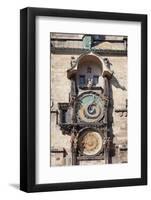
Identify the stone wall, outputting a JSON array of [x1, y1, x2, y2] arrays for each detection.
[[50, 34, 128, 166]]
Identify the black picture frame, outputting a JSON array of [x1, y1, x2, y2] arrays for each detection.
[[20, 7, 147, 192]]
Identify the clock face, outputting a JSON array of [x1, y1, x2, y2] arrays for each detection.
[[78, 130, 103, 156], [77, 93, 104, 123]]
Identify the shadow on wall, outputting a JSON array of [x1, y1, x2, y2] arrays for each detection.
[[111, 75, 127, 91], [9, 183, 19, 190]]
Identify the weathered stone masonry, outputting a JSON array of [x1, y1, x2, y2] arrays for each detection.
[[50, 33, 128, 166]]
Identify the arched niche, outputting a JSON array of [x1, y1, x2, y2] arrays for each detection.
[[67, 52, 113, 81], [76, 54, 103, 88]]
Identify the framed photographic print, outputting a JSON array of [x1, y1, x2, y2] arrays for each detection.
[[20, 7, 147, 192]]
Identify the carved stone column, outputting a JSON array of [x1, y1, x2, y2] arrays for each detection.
[[71, 130, 79, 165]]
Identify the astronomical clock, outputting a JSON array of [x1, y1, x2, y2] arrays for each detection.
[[58, 52, 114, 165], [77, 92, 105, 123]]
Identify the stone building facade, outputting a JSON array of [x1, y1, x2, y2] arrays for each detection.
[[50, 33, 128, 166]]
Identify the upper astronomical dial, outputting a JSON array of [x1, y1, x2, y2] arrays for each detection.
[[77, 92, 104, 123]]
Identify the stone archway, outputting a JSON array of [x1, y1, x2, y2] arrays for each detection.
[[67, 52, 113, 80]]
